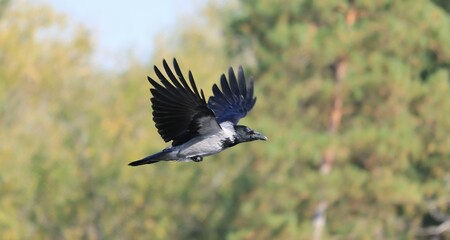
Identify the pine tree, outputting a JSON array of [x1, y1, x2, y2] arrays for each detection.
[[2, 1, 450, 239], [221, 0, 450, 238]]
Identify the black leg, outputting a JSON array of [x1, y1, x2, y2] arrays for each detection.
[[191, 156, 203, 162]]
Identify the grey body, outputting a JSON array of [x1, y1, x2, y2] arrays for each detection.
[[161, 122, 236, 161]]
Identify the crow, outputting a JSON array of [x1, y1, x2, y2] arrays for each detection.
[[129, 59, 267, 166]]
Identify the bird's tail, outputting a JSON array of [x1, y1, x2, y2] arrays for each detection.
[[128, 150, 172, 166]]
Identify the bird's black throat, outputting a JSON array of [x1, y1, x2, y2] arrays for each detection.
[[220, 137, 238, 149]]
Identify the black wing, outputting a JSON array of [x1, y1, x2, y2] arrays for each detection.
[[208, 66, 257, 125], [149, 59, 221, 146]]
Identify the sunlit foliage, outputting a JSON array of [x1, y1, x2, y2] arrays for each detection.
[[1, 0, 450, 239]]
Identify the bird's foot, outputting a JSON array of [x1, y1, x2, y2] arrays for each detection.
[[191, 156, 203, 162]]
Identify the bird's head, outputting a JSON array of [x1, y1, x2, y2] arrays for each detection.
[[234, 125, 267, 143]]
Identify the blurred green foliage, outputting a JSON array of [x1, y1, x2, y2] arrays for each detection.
[[1, 0, 450, 239]]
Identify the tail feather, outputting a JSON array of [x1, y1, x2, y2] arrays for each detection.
[[128, 150, 171, 166], [128, 158, 160, 166]]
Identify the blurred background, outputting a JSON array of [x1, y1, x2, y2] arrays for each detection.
[[1, 0, 450, 239]]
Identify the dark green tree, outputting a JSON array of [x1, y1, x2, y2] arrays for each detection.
[[221, 0, 450, 238], [3, 1, 450, 239]]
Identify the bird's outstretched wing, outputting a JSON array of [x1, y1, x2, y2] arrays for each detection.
[[149, 59, 221, 146], [208, 66, 257, 125]]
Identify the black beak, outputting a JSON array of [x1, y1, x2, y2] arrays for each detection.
[[254, 131, 268, 141]]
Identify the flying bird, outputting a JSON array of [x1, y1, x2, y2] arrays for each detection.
[[128, 59, 267, 166]]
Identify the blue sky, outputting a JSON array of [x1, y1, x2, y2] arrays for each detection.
[[41, 0, 206, 68]]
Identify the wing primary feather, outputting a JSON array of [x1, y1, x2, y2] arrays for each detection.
[[200, 89, 206, 101], [149, 78, 184, 102], [154, 65, 174, 90], [188, 70, 202, 101], [212, 84, 231, 105], [163, 59, 185, 90], [173, 58, 184, 78], [250, 97, 257, 109], [166, 59, 201, 109], [149, 79, 175, 101], [169, 59, 192, 91], [173, 59, 194, 95], [154, 64, 191, 102], [220, 74, 233, 100], [228, 67, 241, 98], [238, 66, 247, 97], [173, 60, 202, 106]]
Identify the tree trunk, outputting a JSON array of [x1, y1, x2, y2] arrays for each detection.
[[312, 2, 356, 239]]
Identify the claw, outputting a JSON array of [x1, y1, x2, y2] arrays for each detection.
[[191, 156, 203, 162]]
